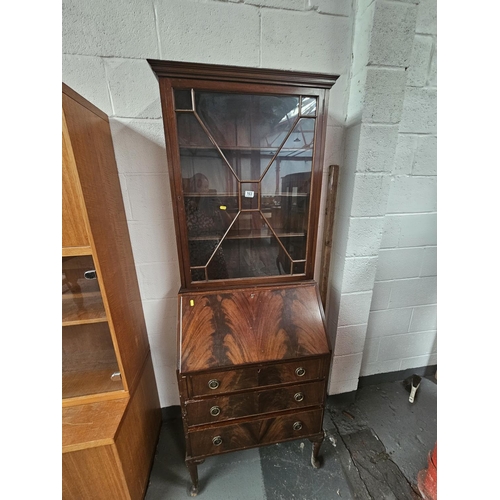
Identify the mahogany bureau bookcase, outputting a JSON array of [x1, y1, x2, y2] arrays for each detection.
[[148, 60, 338, 496]]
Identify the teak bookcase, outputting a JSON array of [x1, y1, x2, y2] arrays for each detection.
[[62, 83, 161, 500], [149, 60, 338, 496]]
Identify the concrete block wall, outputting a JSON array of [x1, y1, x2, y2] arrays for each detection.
[[361, 0, 437, 376], [62, 0, 353, 407], [325, 0, 437, 393]]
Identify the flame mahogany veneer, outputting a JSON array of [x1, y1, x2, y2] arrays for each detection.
[[179, 283, 329, 372]]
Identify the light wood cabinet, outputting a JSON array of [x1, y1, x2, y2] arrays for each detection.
[[62, 83, 161, 499], [148, 60, 338, 495]]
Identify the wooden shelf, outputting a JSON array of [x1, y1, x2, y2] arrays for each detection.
[[63, 246, 93, 257], [179, 145, 313, 153], [189, 229, 305, 242], [62, 292, 107, 325], [183, 193, 309, 198], [183, 192, 238, 198]]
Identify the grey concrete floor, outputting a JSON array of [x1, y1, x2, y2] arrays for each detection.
[[145, 376, 437, 499]]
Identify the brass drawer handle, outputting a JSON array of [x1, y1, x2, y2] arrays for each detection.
[[208, 379, 220, 390], [294, 392, 304, 402], [212, 436, 223, 446], [293, 421, 303, 431], [210, 406, 221, 417], [295, 367, 306, 377]]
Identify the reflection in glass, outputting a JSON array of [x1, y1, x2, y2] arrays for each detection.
[[208, 212, 290, 279], [174, 92, 318, 282], [301, 97, 317, 116], [177, 113, 213, 148], [62, 256, 106, 324], [279, 117, 315, 153], [262, 118, 314, 263], [195, 93, 299, 149], [183, 169, 235, 280], [62, 323, 123, 398], [62, 255, 124, 399]]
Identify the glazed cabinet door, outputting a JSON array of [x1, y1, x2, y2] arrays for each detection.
[[62, 254, 124, 400], [149, 60, 337, 289], [175, 91, 319, 284]]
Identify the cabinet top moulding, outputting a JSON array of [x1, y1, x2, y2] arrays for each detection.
[[147, 60, 339, 89]]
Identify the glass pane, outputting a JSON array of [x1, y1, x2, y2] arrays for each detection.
[[186, 192, 235, 280], [283, 234, 308, 262], [178, 112, 238, 278], [191, 267, 206, 282], [293, 262, 306, 274], [276, 242, 307, 274], [279, 117, 315, 153], [62, 323, 123, 399], [301, 96, 317, 116], [62, 256, 106, 324], [176, 92, 319, 284], [181, 151, 238, 200], [178, 113, 238, 196], [174, 90, 193, 110], [177, 113, 213, 148], [208, 212, 288, 279], [262, 118, 314, 244], [62, 255, 123, 399], [195, 93, 299, 148], [195, 92, 300, 179], [223, 151, 269, 182]]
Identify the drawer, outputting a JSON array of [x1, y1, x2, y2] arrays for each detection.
[[186, 356, 329, 398], [185, 380, 325, 426], [188, 408, 323, 459]]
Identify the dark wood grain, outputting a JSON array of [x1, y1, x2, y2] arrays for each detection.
[[187, 408, 323, 459], [180, 282, 329, 372], [148, 59, 338, 89], [186, 355, 329, 398], [319, 164, 340, 308], [185, 380, 325, 426]]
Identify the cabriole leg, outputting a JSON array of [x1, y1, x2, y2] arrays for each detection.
[[309, 434, 324, 469]]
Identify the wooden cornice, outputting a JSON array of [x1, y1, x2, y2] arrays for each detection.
[[147, 59, 339, 89]]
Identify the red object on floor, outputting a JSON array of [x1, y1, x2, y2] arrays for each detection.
[[417, 442, 437, 500]]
